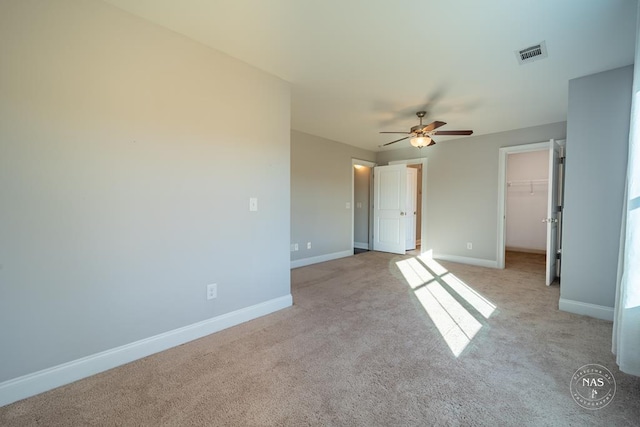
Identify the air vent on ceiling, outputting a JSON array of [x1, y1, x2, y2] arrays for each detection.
[[516, 41, 548, 65]]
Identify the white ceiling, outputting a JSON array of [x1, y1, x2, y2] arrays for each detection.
[[104, 0, 637, 151]]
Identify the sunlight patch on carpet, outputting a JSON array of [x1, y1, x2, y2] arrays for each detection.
[[396, 258, 435, 289], [396, 255, 495, 357], [418, 254, 448, 276], [414, 282, 482, 357], [441, 273, 496, 319]]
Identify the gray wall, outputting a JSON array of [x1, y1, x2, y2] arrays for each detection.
[[562, 65, 632, 308], [377, 122, 567, 262], [0, 0, 291, 382], [291, 130, 375, 261]]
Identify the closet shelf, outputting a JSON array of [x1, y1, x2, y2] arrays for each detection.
[[507, 179, 548, 187]]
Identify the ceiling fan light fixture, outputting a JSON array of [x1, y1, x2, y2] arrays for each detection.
[[410, 135, 431, 148]]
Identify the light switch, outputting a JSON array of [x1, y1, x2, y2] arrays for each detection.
[[249, 197, 258, 211], [346, 202, 351, 209]]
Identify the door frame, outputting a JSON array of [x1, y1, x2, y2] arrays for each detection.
[[496, 140, 565, 269], [389, 157, 428, 254], [351, 159, 376, 252], [405, 166, 418, 251], [545, 139, 561, 285]]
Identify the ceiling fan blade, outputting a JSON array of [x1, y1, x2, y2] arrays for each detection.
[[379, 131, 411, 134], [380, 136, 409, 147], [432, 130, 474, 136], [422, 121, 447, 132], [428, 138, 436, 146]]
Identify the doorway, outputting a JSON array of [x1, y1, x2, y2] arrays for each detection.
[[406, 164, 422, 252], [497, 140, 564, 285], [352, 159, 376, 254], [505, 150, 549, 255], [352, 158, 427, 256], [386, 158, 428, 254]]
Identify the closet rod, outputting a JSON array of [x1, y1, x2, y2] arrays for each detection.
[[507, 179, 548, 187]]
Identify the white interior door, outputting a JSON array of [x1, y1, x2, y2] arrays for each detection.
[[373, 164, 407, 254], [406, 167, 417, 250], [545, 139, 561, 286]]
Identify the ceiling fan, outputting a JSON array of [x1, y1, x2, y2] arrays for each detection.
[[380, 111, 473, 148]]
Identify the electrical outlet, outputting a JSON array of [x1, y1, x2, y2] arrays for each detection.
[[294, 243, 299, 251], [467, 242, 473, 250], [249, 197, 258, 211], [207, 283, 217, 300], [307, 242, 312, 249]]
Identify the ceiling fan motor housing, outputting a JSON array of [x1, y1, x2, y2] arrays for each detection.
[[410, 125, 425, 134], [413, 111, 428, 134]]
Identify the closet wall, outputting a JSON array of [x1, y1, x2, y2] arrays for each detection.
[[506, 150, 549, 252]]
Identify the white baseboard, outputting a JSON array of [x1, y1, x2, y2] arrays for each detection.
[[0, 295, 293, 408], [559, 298, 614, 321], [433, 253, 498, 269], [354, 242, 369, 250], [291, 250, 353, 269]]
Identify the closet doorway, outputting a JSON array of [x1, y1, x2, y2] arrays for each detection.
[[505, 150, 549, 255], [497, 140, 564, 285]]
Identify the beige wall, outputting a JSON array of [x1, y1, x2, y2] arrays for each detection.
[[0, 0, 291, 384], [291, 130, 375, 263]]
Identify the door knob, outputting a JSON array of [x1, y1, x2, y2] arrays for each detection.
[[400, 212, 405, 216]]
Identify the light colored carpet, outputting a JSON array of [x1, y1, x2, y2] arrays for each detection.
[[1, 251, 639, 426]]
